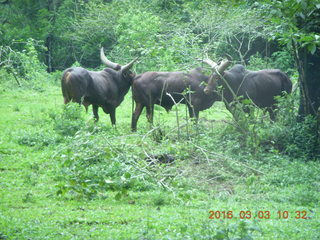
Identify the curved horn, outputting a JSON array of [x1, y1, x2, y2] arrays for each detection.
[[224, 53, 233, 61], [215, 59, 231, 74], [100, 47, 121, 70], [204, 58, 231, 94], [121, 57, 139, 72], [199, 58, 218, 69]]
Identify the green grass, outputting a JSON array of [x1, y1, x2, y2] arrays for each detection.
[[0, 85, 319, 240]]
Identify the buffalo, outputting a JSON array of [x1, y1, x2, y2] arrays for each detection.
[[203, 59, 293, 119], [131, 62, 224, 131], [61, 48, 138, 125]]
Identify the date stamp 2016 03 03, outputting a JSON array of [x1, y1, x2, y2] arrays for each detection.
[[208, 210, 310, 220]]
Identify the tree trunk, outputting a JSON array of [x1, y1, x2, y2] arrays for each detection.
[[294, 44, 320, 157], [298, 47, 320, 117], [46, 34, 53, 72]]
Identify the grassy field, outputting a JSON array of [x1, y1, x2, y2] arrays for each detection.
[[0, 84, 319, 240]]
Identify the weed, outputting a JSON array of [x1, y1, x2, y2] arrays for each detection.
[[54, 131, 157, 199], [51, 103, 85, 136], [151, 191, 170, 206], [0, 232, 8, 240], [17, 128, 60, 148], [22, 192, 35, 203]]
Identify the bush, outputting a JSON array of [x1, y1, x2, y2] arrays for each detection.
[[55, 131, 156, 199], [217, 89, 319, 160], [51, 103, 86, 136], [0, 39, 53, 91], [258, 92, 319, 159], [17, 128, 61, 149], [249, 50, 295, 75], [265, 114, 318, 159]]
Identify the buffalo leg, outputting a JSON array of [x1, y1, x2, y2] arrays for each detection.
[[268, 107, 276, 121], [131, 102, 144, 131], [188, 105, 199, 121], [146, 105, 154, 124], [92, 105, 99, 122], [64, 97, 70, 105], [109, 108, 116, 126]]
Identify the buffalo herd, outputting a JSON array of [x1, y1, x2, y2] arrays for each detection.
[[61, 48, 292, 131]]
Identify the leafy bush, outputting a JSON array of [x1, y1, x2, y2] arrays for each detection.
[[0, 39, 53, 91], [260, 93, 319, 159], [206, 88, 318, 160], [51, 103, 85, 136], [55, 131, 156, 199], [17, 128, 61, 149], [266, 115, 318, 158], [249, 50, 295, 75]]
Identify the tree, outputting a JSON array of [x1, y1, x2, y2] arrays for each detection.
[[257, 0, 320, 118], [256, 0, 320, 156]]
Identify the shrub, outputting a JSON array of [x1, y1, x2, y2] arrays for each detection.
[[17, 128, 60, 149], [55, 131, 157, 199], [249, 50, 295, 75], [260, 93, 319, 159], [206, 87, 319, 160], [51, 103, 85, 136], [0, 39, 53, 91]]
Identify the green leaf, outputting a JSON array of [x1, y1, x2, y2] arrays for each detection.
[[115, 192, 122, 201], [242, 99, 252, 105], [308, 44, 317, 54], [299, 13, 305, 19], [124, 172, 131, 179]]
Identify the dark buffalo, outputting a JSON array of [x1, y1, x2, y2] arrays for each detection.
[[131, 64, 221, 131], [61, 48, 138, 125], [203, 60, 292, 119]]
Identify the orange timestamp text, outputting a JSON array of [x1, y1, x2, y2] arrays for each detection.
[[208, 210, 309, 220]]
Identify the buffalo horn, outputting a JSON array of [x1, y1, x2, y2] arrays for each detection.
[[121, 57, 139, 72], [100, 47, 121, 70], [199, 58, 218, 69], [203, 58, 231, 94], [215, 59, 231, 74]]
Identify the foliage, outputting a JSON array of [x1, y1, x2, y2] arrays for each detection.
[[249, 50, 296, 75], [0, 0, 276, 71], [215, 89, 319, 160], [51, 103, 86, 136], [0, 39, 53, 90], [186, 2, 272, 64], [255, 0, 320, 53], [263, 108, 319, 159], [54, 130, 157, 199], [17, 128, 61, 149], [58, 1, 119, 68]]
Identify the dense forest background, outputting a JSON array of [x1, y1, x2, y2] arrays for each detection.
[[1, 0, 299, 71]]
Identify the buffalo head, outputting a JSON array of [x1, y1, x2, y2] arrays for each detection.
[[203, 58, 231, 94], [100, 47, 138, 83]]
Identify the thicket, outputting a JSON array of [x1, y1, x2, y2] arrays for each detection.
[[0, 0, 286, 71]]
